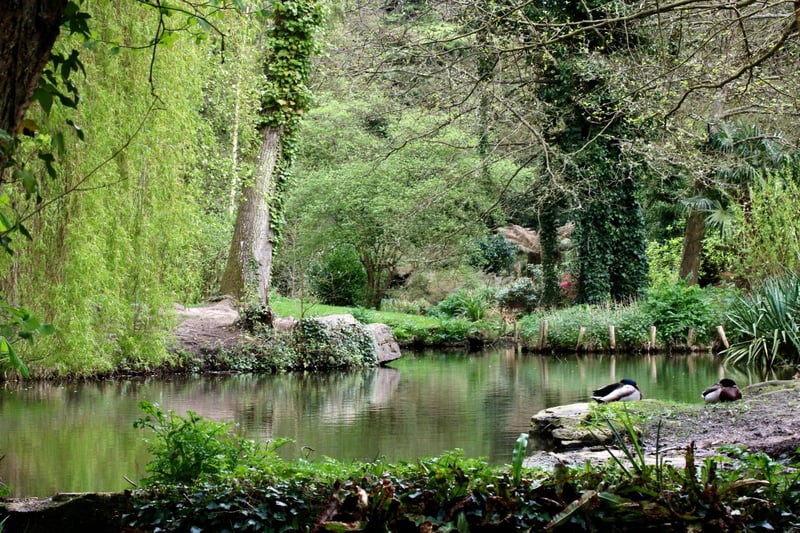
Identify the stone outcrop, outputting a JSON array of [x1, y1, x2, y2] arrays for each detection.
[[525, 401, 691, 470], [530, 402, 613, 450], [172, 301, 402, 366], [366, 322, 402, 364]]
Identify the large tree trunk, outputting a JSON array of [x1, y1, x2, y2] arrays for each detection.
[[0, 1, 66, 146], [220, 126, 283, 304], [678, 207, 705, 285]]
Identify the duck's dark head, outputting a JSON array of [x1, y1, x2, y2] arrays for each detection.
[[719, 378, 738, 387], [621, 378, 638, 387]]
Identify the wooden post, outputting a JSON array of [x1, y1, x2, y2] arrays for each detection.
[[609, 325, 616, 350], [687, 327, 695, 348], [717, 325, 729, 349], [576, 326, 586, 351], [538, 320, 549, 350], [649, 325, 657, 351]]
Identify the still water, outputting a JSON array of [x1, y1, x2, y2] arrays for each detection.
[[0, 347, 787, 497]]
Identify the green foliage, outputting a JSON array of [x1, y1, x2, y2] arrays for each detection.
[[127, 479, 312, 532], [0, 302, 54, 377], [642, 280, 730, 346], [308, 245, 367, 306], [427, 288, 494, 322], [539, 205, 561, 307], [294, 317, 377, 368], [724, 272, 800, 368], [349, 306, 374, 324], [124, 404, 800, 532], [256, 0, 326, 248], [258, 0, 325, 129], [496, 277, 540, 314], [468, 233, 517, 275], [236, 303, 274, 334], [646, 237, 682, 285], [133, 401, 290, 486], [518, 300, 689, 352], [1, 1, 230, 375], [391, 317, 476, 346], [736, 165, 800, 281], [287, 95, 498, 309]]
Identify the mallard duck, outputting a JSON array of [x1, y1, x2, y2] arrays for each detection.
[[592, 378, 643, 403], [702, 378, 742, 403]]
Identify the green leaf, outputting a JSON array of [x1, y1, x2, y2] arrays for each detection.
[[195, 17, 211, 31], [0, 336, 30, 378], [13, 168, 37, 197], [18, 223, 32, 241], [0, 210, 12, 232], [32, 87, 53, 115], [51, 131, 66, 155], [38, 152, 57, 179]]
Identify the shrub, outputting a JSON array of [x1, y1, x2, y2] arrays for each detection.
[[133, 401, 289, 485], [237, 304, 274, 334], [468, 233, 517, 275], [294, 317, 377, 368], [496, 277, 540, 314], [308, 245, 367, 306], [427, 289, 494, 322], [642, 280, 721, 346]]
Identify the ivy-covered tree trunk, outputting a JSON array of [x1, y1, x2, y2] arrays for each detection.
[[220, 0, 323, 307], [539, 205, 560, 307], [575, 203, 612, 304], [609, 179, 649, 300], [220, 126, 283, 303]]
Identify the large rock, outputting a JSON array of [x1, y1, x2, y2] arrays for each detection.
[[294, 314, 402, 368], [366, 322, 402, 364], [530, 402, 613, 450], [172, 302, 402, 367]]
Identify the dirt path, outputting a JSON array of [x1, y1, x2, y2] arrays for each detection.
[[171, 298, 249, 356], [643, 379, 800, 459]]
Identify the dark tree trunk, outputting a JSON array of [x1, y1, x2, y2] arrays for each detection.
[[0, 1, 66, 137], [679, 208, 705, 285]]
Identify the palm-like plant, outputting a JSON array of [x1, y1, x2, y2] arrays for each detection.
[[678, 122, 794, 284], [724, 272, 800, 368]]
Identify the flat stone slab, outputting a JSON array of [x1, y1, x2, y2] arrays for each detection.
[[531, 402, 614, 449]]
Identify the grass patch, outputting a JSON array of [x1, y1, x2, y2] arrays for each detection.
[[270, 294, 439, 329]]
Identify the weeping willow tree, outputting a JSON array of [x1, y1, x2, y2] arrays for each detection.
[[0, 1, 233, 375]]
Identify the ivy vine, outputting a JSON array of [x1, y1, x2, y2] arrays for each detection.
[[258, 0, 325, 248]]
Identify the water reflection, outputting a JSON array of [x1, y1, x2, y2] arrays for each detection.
[[0, 348, 790, 497]]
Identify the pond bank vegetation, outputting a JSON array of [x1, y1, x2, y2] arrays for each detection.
[[6, 401, 800, 531]]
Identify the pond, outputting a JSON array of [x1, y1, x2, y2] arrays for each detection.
[[0, 347, 788, 497]]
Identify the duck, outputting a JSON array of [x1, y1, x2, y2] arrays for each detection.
[[592, 378, 643, 403], [702, 378, 742, 403]]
